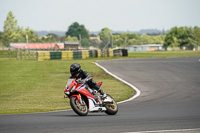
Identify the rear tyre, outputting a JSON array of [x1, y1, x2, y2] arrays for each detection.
[[104, 94, 118, 115], [70, 96, 88, 116]]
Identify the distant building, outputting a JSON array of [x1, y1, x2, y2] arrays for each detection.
[[89, 46, 98, 50], [64, 41, 79, 50], [90, 36, 100, 42], [0, 48, 9, 50], [125, 44, 163, 52], [10, 43, 64, 50]]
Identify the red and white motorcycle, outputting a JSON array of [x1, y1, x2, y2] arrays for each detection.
[[64, 78, 118, 116]]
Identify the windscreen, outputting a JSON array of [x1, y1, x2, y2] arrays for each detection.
[[66, 78, 74, 88]]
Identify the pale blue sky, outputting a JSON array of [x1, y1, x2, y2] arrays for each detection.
[[0, 0, 200, 32]]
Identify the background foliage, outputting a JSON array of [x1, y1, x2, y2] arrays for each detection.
[[164, 26, 200, 49], [0, 11, 199, 49], [65, 22, 90, 47]]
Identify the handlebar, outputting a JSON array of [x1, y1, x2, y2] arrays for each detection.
[[76, 79, 86, 84]]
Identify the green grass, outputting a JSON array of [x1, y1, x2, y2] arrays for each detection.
[[0, 58, 134, 114], [128, 51, 200, 58], [0, 50, 200, 114], [0, 50, 17, 58]]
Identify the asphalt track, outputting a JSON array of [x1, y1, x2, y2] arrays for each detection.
[[0, 57, 200, 133]]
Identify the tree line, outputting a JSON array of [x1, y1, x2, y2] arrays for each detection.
[[164, 26, 200, 49], [0, 11, 199, 49]]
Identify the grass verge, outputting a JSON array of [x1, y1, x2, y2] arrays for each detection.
[[1, 50, 200, 114], [128, 51, 200, 58], [0, 58, 134, 114]]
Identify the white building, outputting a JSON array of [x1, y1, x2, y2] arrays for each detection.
[[125, 44, 163, 52]]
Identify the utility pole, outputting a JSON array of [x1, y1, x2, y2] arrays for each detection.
[[26, 35, 28, 44], [110, 33, 113, 48], [79, 34, 81, 47]]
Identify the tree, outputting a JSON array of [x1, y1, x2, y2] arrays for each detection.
[[128, 38, 141, 45], [40, 34, 57, 43], [60, 36, 66, 42], [65, 36, 78, 41], [0, 32, 3, 42], [0, 31, 3, 41], [112, 33, 163, 47], [194, 26, 200, 46], [89, 39, 100, 48], [99, 27, 112, 48], [140, 34, 162, 45], [183, 27, 198, 49], [119, 33, 129, 46], [2, 11, 18, 46], [0, 32, 3, 47], [140, 34, 150, 44], [66, 22, 79, 38], [23, 28, 38, 42], [164, 26, 183, 48], [11, 27, 25, 42], [3, 11, 18, 33], [170, 37, 179, 48], [65, 34, 90, 47], [81, 38, 90, 47], [2, 11, 38, 46], [117, 33, 141, 45], [127, 33, 140, 40], [66, 22, 89, 47], [113, 35, 123, 47], [164, 26, 199, 49], [66, 22, 89, 39]]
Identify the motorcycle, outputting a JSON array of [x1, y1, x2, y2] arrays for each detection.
[[64, 78, 118, 116]]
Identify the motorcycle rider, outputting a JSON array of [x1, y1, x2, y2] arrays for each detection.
[[69, 63, 107, 99]]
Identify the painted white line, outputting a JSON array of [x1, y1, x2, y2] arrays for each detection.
[[95, 62, 141, 104], [0, 109, 72, 116], [123, 128, 200, 133]]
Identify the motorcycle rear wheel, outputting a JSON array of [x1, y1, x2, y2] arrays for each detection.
[[104, 94, 118, 115], [70, 96, 88, 116]]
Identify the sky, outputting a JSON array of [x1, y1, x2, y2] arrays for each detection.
[[0, 0, 200, 32]]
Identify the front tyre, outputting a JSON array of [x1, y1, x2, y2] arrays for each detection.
[[104, 94, 118, 115], [70, 96, 88, 116]]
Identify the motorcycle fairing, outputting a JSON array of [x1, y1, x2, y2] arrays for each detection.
[[97, 82, 103, 87], [76, 85, 106, 112], [65, 78, 108, 112], [88, 97, 106, 112], [103, 96, 113, 103]]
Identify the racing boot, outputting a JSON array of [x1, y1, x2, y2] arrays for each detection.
[[94, 95, 103, 105], [92, 90, 100, 103], [98, 88, 107, 99]]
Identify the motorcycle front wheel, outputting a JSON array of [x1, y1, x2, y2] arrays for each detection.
[[70, 96, 88, 116], [104, 94, 118, 115]]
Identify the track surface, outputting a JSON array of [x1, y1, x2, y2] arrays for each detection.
[[1, 57, 200, 133]]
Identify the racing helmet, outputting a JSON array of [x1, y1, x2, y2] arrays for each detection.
[[70, 63, 81, 76]]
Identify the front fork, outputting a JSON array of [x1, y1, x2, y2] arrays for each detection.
[[70, 93, 83, 104]]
